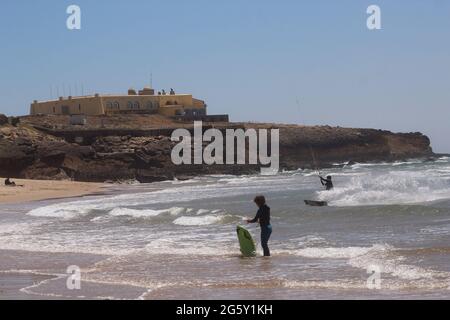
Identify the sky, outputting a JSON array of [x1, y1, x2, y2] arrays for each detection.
[[0, 0, 449, 152]]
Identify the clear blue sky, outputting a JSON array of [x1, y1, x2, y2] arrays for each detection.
[[1, 0, 449, 152]]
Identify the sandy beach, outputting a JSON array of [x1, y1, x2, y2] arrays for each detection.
[[0, 178, 108, 205]]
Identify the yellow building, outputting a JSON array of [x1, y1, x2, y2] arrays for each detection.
[[30, 87, 207, 117]]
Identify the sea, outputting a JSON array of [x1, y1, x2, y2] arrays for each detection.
[[1, 157, 450, 300]]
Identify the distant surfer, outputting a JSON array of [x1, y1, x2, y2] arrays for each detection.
[[247, 196, 272, 257], [320, 175, 334, 191]]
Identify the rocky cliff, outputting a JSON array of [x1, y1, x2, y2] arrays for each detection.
[[0, 115, 434, 183]]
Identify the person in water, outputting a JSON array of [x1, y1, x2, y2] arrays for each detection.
[[247, 195, 272, 257], [320, 175, 334, 190]]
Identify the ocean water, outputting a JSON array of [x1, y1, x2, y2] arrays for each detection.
[[1, 157, 450, 299]]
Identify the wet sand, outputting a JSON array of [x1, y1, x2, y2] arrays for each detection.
[[0, 272, 57, 300], [0, 178, 108, 205], [0, 249, 148, 300]]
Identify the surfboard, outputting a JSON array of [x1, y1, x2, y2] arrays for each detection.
[[236, 226, 257, 257], [304, 200, 328, 207]]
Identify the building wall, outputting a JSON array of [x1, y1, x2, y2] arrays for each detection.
[[159, 98, 207, 116], [193, 98, 206, 108], [159, 94, 193, 107], [30, 96, 104, 115], [158, 105, 184, 116], [100, 95, 161, 114]]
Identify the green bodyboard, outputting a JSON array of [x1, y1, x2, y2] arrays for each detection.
[[236, 225, 257, 257]]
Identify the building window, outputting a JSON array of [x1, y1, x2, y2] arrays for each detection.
[[61, 106, 70, 115], [53, 107, 55, 113], [106, 102, 113, 109], [145, 101, 154, 110], [113, 101, 120, 109], [133, 101, 140, 109], [127, 101, 133, 109]]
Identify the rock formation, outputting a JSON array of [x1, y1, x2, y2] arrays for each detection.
[[0, 114, 434, 183]]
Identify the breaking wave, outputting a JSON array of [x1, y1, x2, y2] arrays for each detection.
[[173, 215, 228, 226], [317, 168, 450, 206], [280, 244, 450, 284], [108, 207, 186, 219]]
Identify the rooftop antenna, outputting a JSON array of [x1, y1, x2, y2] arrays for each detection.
[[56, 85, 60, 98], [63, 83, 66, 97], [296, 97, 302, 124], [75, 83, 78, 97], [50, 85, 53, 100], [81, 83, 84, 96]]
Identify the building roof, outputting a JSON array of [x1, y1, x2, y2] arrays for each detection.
[[33, 93, 193, 104]]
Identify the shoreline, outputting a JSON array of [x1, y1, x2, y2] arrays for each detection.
[[0, 177, 110, 205]]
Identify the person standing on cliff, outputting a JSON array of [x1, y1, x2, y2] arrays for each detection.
[[320, 176, 334, 191], [247, 196, 272, 257]]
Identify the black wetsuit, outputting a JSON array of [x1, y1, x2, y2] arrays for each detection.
[[320, 177, 333, 190], [5, 178, 15, 186], [248, 204, 272, 256]]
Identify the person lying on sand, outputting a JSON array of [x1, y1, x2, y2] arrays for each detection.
[[4, 178, 24, 187]]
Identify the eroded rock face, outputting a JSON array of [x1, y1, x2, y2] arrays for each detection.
[[0, 120, 434, 182], [277, 126, 433, 170], [0, 114, 8, 125]]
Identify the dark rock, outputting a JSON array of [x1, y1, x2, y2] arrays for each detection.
[[8, 117, 20, 127], [0, 140, 36, 177], [0, 119, 435, 182], [136, 172, 173, 183], [0, 114, 8, 125]]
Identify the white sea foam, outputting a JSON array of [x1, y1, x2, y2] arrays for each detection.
[[0, 222, 36, 235], [173, 215, 224, 226], [0, 238, 134, 256], [285, 243, 450, 283], [317, 169, 450, 206], [24, 180, 269, 220], [108, 208, 168, 218], [437, 156, 450, 163], [284, 246, 379, 259], [26, 206, 91, 219], [106, 206, 198, 218], [347, 245, 449, 281], [140, 230, 238, 256], [144, 243, 236, 256]]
